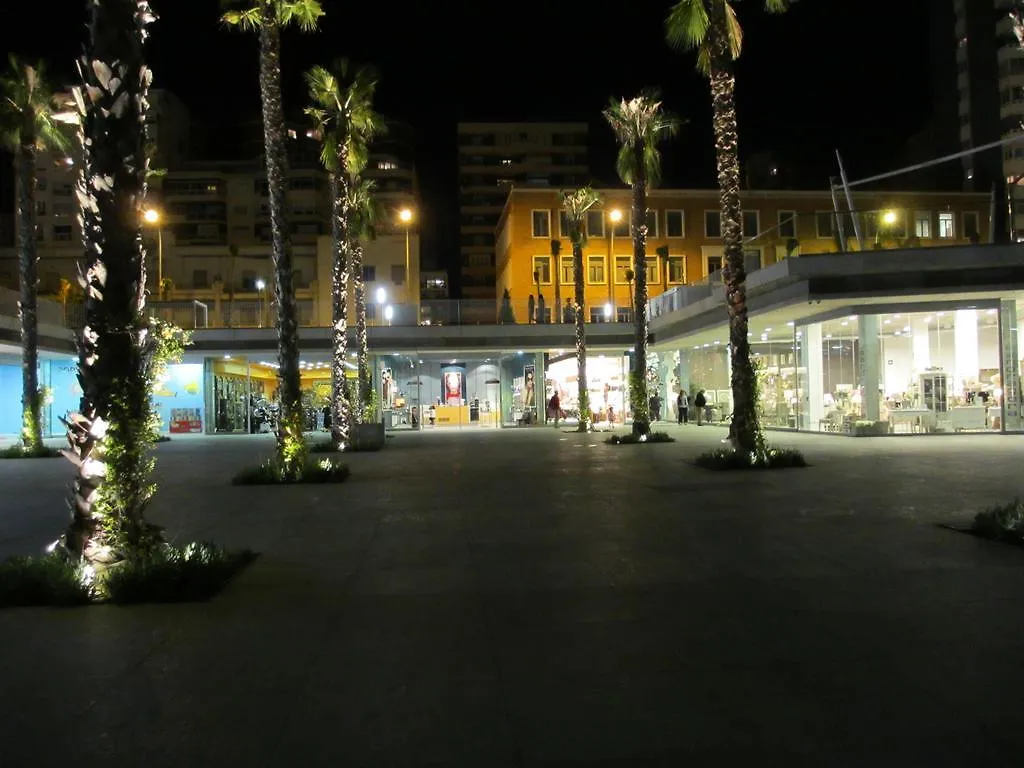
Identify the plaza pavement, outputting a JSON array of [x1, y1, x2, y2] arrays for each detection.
[[2, 425, 1024, 766]]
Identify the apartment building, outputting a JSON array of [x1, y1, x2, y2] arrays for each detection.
[[496, 186, 991, 323], [457, 123, 588, 303]]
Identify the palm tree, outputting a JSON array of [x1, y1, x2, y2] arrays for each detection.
[[222, 0, 324, 478], [603, 93, 679, 436], [561, 187, 603, 432], [348, 175, 380, 421], [550, 239, 562, 322], [305, 60, 384, 449], [60, 0, 160, 568], [666, 0, 788, 454], [0, 57, 71, 452]]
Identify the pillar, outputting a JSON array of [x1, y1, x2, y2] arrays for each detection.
[[953, 309, 978, 396], [912, 316, 930, 375], [802, 323, 824, 429], [999, 299, 1022, 431], [535, 351, 546, 425], [858, 315, 880, 421]]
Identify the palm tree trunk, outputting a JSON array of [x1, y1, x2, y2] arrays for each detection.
[[631, 145, 650, 437], [573, 242, 589, 431], [63, 0, 159, 566], [258, 5, 305, 477], [709, 5, 759, 455], [17, 127, 42, 451], [551, 240, 561, 323], [329, 168, 350, 448], [352, 241, 370, 421]]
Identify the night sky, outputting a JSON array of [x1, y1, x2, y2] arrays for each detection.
[[1, 0, 942, 279]]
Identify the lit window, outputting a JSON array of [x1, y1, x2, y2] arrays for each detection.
[[938, 212, 955, 238], [531, 210, 550, 238], [287, 129, 297, 139], [377, 161, 397, 171], [531, 255, 552, 284]]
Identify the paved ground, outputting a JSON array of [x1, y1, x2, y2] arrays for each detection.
[[2, 425, 1024, 766]]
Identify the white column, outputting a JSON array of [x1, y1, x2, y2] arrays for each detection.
[[999, 300, 1022, 431], [858, 315, 880, 420], [912, 317, 930, 374], [954, 309, 979, 396], [804, 323, 824, 429]]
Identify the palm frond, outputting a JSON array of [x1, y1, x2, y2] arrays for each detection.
[[725, 2, 744, 59], [560, 186, 603, 246], [279, 0, 325, 31], [665, 0, 709, 53], [0, 55, 73, 152], [603, 92, 681, 189], [220, 7, 262, 30], [763, 0, 790, 14]]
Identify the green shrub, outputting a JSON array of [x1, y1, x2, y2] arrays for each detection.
[[606, 431, 676, 445], [695, 446, 808, 470], [309, 440, 337, 453], [103, 542, 256, 604], [972, 499, 1024, 544], [232, 457, 350, 485], [0, 445, 62, 459], [0, 554, 92, 607]]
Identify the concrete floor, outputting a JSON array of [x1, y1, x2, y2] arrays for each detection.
[[2, 426, 1024, 766]]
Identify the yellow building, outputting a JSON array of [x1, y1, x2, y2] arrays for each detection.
[[495, 187, 991, 322]]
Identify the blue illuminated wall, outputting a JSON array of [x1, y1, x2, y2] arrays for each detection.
[[152, 363, 205, 434], [0, 357, 20, 435], [46, 361, 81, 436]]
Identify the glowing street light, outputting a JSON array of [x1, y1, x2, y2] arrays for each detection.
[[603, 302, 613, 319], [375, 286, 387, 305], [384, 304, 394, 326], [142, 208, 163, 294], [398, 207, 418, 323], [882, 210, 897, 226], [607, 209, 623, 320], [255, 278, 266, 328]]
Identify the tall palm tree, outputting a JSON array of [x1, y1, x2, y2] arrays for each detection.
[[222, 0, 324, 478], [60, 0, 160, 568], [0, 57, 71, 452], [603, 93, 679, 436], [550, 239, 562, 322], [305, 60, 384, 449], [561, 187, 602, 432], [348, 174, 379, 421], [666, 0, 788, 454]]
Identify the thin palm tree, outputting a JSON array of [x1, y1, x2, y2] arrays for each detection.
[[348, 174, 380, 421], [222, 0, 324, 478], [550, 239, 562, 322], [666, 0, 788, 454], [0, 57, 71, 452], [305, 60, 384, 449], [603, 93, 679, 436], [561, 187, 603, 432], [60, 0, 160, 568]]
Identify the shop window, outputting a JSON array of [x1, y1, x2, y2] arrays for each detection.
[[665, 210, 685, 238], [914, 211, 932, 239], [586, 210, 604, 238], [815, 211, 835, 238], [938, 212, 955, 238], [531, 255, 552, 285], [777, 210, 796, 239], [667, 256, 685, 284], [531, 209, 550, 238], [587, 255, 605, 284], [704, 210, 722, 238], [614, 256, 631, 284], [963, 211, 980, 240]]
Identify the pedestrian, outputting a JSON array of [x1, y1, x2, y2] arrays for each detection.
[[694, 389, 707, 426], [548, 391, 561, 428], [677, 389, 689, 424], [648, 393, 662, 422]]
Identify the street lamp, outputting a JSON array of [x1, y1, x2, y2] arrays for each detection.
[[255, 278, 266, 328], [384, 304, 394, 326], [608, 208, 623, 321], [882, 210, 897, 226], [143, 208, 163, 296], [398, 207, 416, 323]]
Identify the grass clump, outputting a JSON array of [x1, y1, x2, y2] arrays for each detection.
[[695, 446, 808, 471], [103, 542, 256, 604], [0, 445, 62, 459], [232, 457, 350, 485], [972, 499, 1024, 545], [0, 554, 92, 607], [606, 431, 676, 445]]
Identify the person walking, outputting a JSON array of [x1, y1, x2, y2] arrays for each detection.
[[548, 391, 561, 428], [677, 389, 689, 424], [694, 389, 707, 426]]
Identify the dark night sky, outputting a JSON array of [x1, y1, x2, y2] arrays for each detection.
[[1, 0, 942, 279]]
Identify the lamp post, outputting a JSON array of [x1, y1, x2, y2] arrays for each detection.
[[255, 278, 266, 328], [143, 208, 163, 297], [608, 208, 622, 322], [399, 207, 416, 324]]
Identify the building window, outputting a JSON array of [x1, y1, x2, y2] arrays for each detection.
[[704, 210, 722, 238], [391, 264, 405, 285], [35, 200, 46, 216], [938, 212, 955, 238], [615, 256, 631, 284], [665, 210, 685, 238], [589, 306, 607, 323], [586, 210, 604, 238], [587, 255, 605, 284], [560, 255, 574, 285], [815, 211, 835, 239], [962, 211, 980, 240], [531, 255, 552, 285], [645, 256, 659, 284], [193, 269, 209, 288], [706, 255, 723, 277], [53, 224, 72, 241], [628, 209, 659, 236], [666, 256, 685, 284], [777, 210, 796, 239], [741, 210, 759, 237], [241, 270, 256, 291], [531, 209, 550, 238], [616, 307, 633, 324], [362, 265, 376, 282], [558, 211, 570, 238], [914, 211, 932, 239]]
